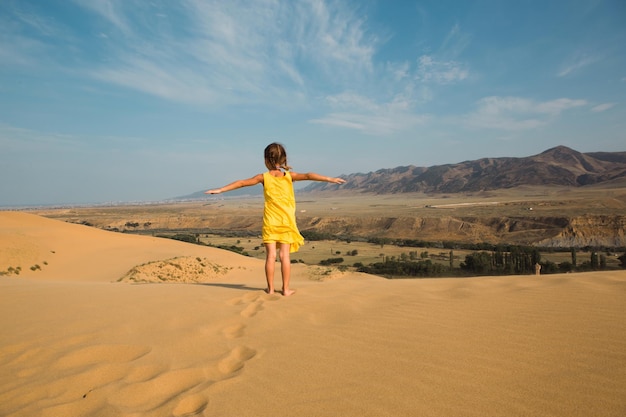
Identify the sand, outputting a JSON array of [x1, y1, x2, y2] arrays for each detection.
[[1, 211, 625, 417]]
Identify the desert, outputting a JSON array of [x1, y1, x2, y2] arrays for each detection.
[[1, 203, 626, 417], [3, 1, 626, 415]]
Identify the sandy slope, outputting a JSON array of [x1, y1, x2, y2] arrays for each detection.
[[1, 211, 625, 417]]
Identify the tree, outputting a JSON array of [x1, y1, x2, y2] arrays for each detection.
[[461, 252, 493, 274], [531, 248, 541, 266]]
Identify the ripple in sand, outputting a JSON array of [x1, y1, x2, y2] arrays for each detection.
[[53, 344, 151, 370], [109, 367, 205, 411], [124, 364, 168, 383]]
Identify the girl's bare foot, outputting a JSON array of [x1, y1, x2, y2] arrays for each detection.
[[265, 288, 275, 294], [282, 289, 296, 297]]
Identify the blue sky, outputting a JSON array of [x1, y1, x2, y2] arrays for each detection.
[[1, 0, 625, 206]]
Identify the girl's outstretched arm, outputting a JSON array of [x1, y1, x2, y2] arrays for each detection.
[[205, 174, 264, 194], [290, 172, 346, 184]]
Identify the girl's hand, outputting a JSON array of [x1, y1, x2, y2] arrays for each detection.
[[205, 189, 222, 194], [331, 177, 346, 184]]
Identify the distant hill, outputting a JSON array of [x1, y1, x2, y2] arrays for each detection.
[[302, 146, 626, 194], [174, 146, 626, 200]]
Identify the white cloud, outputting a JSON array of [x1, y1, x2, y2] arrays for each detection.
[[300, 0, 376, 71], [557, 53, 600, 77], [0, 4, 73, 68], [69, 0, 379, 107], [1, 0, 465, 117], [591, 103, 616, 112], [386, 61, 410, 81], [464, 96, 587, 130], [310, 111, 429, 136], [534, 98, 588, 114], [0, 35, 42, 67], [91, 56, 219, 105], [0, 124, 71, 149], [440, 23, 472, 58], [0, 124, 145, 153], [325, 92, 380, 112], [310, 92, 429, 135], [72, 0, 132, 35], [417, 55, 468, 84], [13, 7, 63, 38]]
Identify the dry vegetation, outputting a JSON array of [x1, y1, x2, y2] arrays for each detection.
[[30, 184, 626, 241], [31, 184, 626, 224], [193, 233, 623, 270], [118, 256, 233, 283], [22, 184, 625, 276]]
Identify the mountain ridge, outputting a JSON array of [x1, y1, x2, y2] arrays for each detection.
[[177, 146, 626, 200], [302, 146, 626, 194]]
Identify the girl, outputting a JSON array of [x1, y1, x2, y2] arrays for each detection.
[[205, 143, 345, 296]]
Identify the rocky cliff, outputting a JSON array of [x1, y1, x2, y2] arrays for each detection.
[[90, 212, 625, 248], [296, 215, 626, 247]]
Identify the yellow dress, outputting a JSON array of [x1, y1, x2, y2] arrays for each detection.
[[262, 171, 304, 253]]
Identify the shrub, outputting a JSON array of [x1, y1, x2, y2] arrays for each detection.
[[157, 234, 199, 244], [301, 230, 336, 241], [357, 259, 445, 278], [539, 260, 558, 274], [319, 257, 344, 266], [558, 261, 574, 273]]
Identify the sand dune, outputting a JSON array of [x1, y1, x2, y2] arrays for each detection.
[[1, 211, 625, 416]]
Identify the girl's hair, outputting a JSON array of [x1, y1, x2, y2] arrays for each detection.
[[264, 142, 292, 171]]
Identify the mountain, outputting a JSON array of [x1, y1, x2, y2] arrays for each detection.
[[302, 146, 626, 194]]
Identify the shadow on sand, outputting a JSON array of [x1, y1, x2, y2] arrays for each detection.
[[195, 283, 265, 292]]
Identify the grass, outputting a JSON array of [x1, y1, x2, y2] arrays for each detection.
[[197, 234, 623, 270]]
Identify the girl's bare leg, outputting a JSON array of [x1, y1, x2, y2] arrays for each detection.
[[264, 243, 277, 294], [278, 243, 296, 296]]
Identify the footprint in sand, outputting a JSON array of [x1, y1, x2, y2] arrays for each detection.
[[234, 290, 283, 318], [222, 323, 247, 339], [263, 293, 282, 302], [172, 393, 209, 416], [227, 291, 262, 306], [217, 345, 257, 375], [240, 300, 264, 318]]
